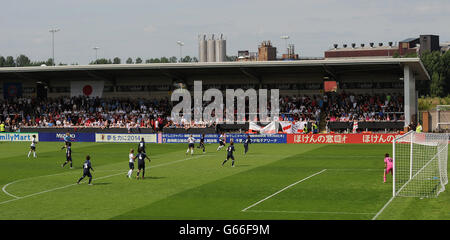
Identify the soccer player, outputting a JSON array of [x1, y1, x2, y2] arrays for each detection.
[[222, 140, 236, 167], [127, 149, 136, 178], [77, 155, 94, 185], [384, 153, 393, 183], [217, 133, 226, 151], [243, 134, 251, 155], [61, 132, 72, 150], [198, 133, 206, 154], [138, 137, 146, 153], [28, 135, 37, 158], [61, 142, 73, 169], [136, 149, 151, 180], [186, 135, 195, 155]]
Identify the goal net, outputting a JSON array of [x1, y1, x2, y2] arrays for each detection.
[[393, 131, 449, 198], [437, 105, 450, 133]]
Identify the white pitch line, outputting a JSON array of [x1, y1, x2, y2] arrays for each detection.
[[245, 209, 377, 215], [1, 169, 124, 199], [2, 181, 21, 199], [0, 155, 206, 206], [372, 195, 396, 220], [326, 168, 381, 171], [241, 169, 327, 212]]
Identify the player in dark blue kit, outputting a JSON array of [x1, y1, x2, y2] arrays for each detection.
[[222, 140, 236, 167], [244, 134, 251, 155], [136, 149, 151, 180], [61, 142, 73, 169], [77, 155, 94, 185], [61, 132, 72, 150], [197, 134, 206, 154], [138, 137, 146, 153]]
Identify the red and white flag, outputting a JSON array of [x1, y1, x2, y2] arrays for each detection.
[[249, 121, 278, 134], [292, 121, 307, 133], [352, 121, 358, 133], [260, 121, 278, 134], [70, 81, 104, 98], [279, 121, 293, 133]]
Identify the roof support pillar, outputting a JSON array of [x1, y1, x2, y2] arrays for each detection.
[[403, 64, 416, 128]]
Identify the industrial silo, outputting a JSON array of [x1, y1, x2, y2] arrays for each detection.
[[198, 34, 207, 62], [207, 34, 216, 62], [215, 34, 226, 62]]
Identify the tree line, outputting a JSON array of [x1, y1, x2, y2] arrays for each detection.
[[0, 55, 59, 67], [90, 56, 198, 64], [0, 54, 200, 67]]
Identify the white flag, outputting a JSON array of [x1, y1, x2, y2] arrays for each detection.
[[249, 122, 262, 131], [279, 121, 293, 133], [292, 121, 307, 133], [70, 81, 104, 98], [249, 121, 278, 134], [260, 121, 278, 134]]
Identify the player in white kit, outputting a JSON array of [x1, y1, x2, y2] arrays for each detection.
[[28, 135, 37, 158], [217, 133, 226, 151], [186, 135, 195, 156], [127, 149, 136, 178]]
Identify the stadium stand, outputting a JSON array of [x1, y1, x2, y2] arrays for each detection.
[[0, 91, 405, 133]]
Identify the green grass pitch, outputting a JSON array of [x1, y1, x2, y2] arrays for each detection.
[[0, 141, 449, 220]]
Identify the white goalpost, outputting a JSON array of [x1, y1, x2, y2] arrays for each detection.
[[437, 105, 450, 132], [393, 131, 449, 198]]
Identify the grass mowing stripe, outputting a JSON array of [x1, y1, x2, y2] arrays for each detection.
[[242, 169, 327, 212], [245, 210, 377, 215], [0, 154, 207, 205]]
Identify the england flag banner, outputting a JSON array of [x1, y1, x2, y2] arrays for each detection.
[[352, 121, 358, 133], [279, 121, 293, 133], [260, 121, 278, 134], [249, 121, 278, 134], [249, 122, 262, 131], [292, 121, 307, 133], [70, 81, 104, 98]]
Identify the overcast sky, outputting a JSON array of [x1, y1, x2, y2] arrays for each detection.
[[1, 0, 449, 65]]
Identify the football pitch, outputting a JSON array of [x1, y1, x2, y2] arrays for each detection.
[[0, 142, 449, 220]]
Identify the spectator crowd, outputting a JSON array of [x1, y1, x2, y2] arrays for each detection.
[[0, 92, 404, 132]]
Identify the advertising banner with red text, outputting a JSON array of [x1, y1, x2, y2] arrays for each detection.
[[287, 133, 403, 144]]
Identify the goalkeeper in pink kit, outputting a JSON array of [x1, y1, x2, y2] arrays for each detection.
[[384, 153, 393, 183]]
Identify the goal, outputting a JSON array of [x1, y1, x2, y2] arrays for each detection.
[[393, 131, 449, 198], [437, 105, 450, 132]]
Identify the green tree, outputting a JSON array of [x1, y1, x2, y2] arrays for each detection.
[[185, 56, 192, 62], [126, 57, 133, 64], [113, 57, 121, 64], [46, 58, 54, 66], [442, 50, 450, 94], [420, 51, 447, 97], [135, 57, 143, 64], [16, 54, 31, 67], [0, 56, 5, 67], [430, 72, 444, 97], [90, 58, 112, 64], [160, 57, 170, 63], [5, 56, 15, 67], [168, 56, 177, 63]]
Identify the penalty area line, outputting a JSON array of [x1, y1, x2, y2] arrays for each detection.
[[241, 169, 327, 212], [0, 155, 206, 206]]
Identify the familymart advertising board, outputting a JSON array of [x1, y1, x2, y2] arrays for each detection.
[[0, 132, 38, 142]]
